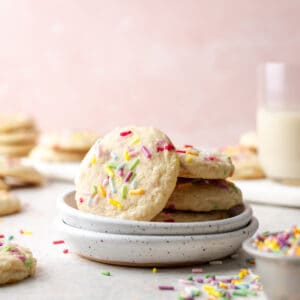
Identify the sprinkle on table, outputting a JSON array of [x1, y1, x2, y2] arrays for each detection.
[[158, 285, 175, 291], [63, 249, 69, 254], [20, 230, 32, 235], [192, 268, 203, 274], [152, 267, 157, 273], [101, 271, 111, 276], [53, 240, 65, 245], [0, 234, 5, 238]]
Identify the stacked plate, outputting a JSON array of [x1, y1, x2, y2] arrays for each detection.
[[57, 191, 258, 267]]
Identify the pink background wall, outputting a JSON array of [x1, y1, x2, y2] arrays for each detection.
[[1, 1, 300, 146]]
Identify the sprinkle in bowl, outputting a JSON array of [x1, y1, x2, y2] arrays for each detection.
[[243, 226, 300, 300]]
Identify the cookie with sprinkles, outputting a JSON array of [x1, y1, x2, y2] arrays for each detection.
[[152, 210, 229, 223], [0, 241, 36, 284], [165, 178, 242, 212], [0, 190, 21, 216], [176, 145, 234, 179], [75, 126, 179, 221]]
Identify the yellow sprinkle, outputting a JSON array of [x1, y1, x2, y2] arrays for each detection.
[[130, 136, 140, 146], [105, 165, 114, 178], [152, 267, 157, 273], [203, 285, 215, 291], [124, 150, 130, 161], [98, 185, 106, 197], [21, 230, 32, 235], [109, 199, 123, 209], [186, 151, 199, 156], [218, 282, 228, 289], [115, 176, 122, 185], [129, 189, 145, 196], [238, 268, 249, 279], [185, 156, 193, 163], [90, 155, 97, 165]]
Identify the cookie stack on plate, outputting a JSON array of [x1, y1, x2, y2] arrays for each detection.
[[153, 146, 243, 222], [0, 114, 38, 158], [30, 131, 100, 162]]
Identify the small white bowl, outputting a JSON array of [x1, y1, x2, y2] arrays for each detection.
[[56, 217, 258, 267], [243, 236, 300, 300], [57, 191, 253, 235]]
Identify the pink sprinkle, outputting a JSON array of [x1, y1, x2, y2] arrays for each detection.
[[18, 255, 26, 261], [124, 171, 133, 182], [192, 268, 203, 273], [184, 144, 193, 148], [141, 146, 152, 159], [120, 130, 132, 137], [11, 247, 19, 253], [79, 198, 84, 203], [208, 156, 216, 161], [119, 168, 124, 177], [158, 285, 175, 290], [156, 146, 164, 152], [197, 278, 204, 283], [176, 150, 186, 154], [0, 242, 3, 246], [128, 150, 139, 158], [178, 279, 194, 285], [164, 144, 175, 151], [0, 234, 5, 238], [63, 249, 69, 254], [53, 240, 65, 245]]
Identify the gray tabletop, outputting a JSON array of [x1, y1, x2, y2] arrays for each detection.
[[1, 180, 299, 300]]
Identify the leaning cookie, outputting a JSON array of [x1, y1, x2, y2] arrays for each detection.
[[0, 114, 34, 133], [0, 158, 45, 186], [0, 241, 36, 284], [176, 145, 234, 179], [0, 190, 21, 216], [152, 210, 229, 223], [75, 126, 179, 221], [223, 145, 265, 179], [166, 178, 242, 212]]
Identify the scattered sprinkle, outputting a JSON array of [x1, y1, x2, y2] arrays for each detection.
[[20, 230, 32, 236], [98, 185, 107, 197], [129, 188, 145, 196], [124, 150, 130, 161], [121, 184, 128, 199], [129, 158, 140, 171], [53, 240, 65, 245], [101, 271, 111, 276], [158, 285, 175, 291], [152, 267, 157, 273], [141, 146, 152, 159], [130, 136, 140, 146], [63, 249, 69, 254], [109, 198, 123, 209], [120, 130, 132, 137]]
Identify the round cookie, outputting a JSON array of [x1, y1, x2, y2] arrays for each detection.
[[40, 131, 100, 152], [223, 145, 265, 180], [166, 178, 243, 212], [152, 210, 229, 222], [0, 241, 36, 284], [0, 158, 45, 186], [176, 145, 234, 179], [0, 144, 35, 157], [75, 126, 179, 221], [0, 114, 34, 133], [239, 131, 258, 152], [0, 129, 37, 145], [30, 146, 86, 162], [0, 190, 21, 216]]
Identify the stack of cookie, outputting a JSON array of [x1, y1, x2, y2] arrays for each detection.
[[74, 126, 243, 223], [0, 114, 38, 158], [30, 130, 100, 162], [154, 146, 243, 222]]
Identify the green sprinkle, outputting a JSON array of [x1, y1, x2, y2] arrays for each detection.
[[4, 245, 12, 251], [177, 297, 185, 300], [204, 274, 214, 278], [121, 184, 128, 200], [232, 290, 248, 297], [8, 235, 14, 241], [191, 289, 201, 296], [24, 259, 32, 267], [101, 271, 111, 276], [129, 158, 140, 171], [187, 275, 194, 281], [107, 162, 117, 169], [129, 173, 136, 183], [93, 185, 98, 194]]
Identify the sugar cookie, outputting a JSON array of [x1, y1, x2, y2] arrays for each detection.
[[75, 126, 179, 221], [0, 114, 34, 133], [0, 190, 21, 216]]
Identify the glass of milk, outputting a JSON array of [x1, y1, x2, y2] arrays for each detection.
[[257, 63, 300, 185]]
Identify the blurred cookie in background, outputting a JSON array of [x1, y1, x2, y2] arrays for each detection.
[[223, 145, 265, 180], [0, 114, 38, 158], [30, 130, 100, 163], [239, 131, 258, 153]]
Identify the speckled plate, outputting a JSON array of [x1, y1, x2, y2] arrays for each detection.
[[57, 191, 253, 235], [56, 217, 258, 267]]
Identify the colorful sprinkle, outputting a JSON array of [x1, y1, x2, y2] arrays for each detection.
[[98, 185, 106, 197], [141, 146, 152, 159], [158, 285, 175, 291], [20, 230, 32, 236], [110, 151, 118, 160], [164, 143, 175, 151], [63, 249, 69, 254], [105, 165, 114, 178], [186, 151, 199, 156], [176, 150, 186, 154], [130, 136, 140, 146], [109, 198, 123, 209], [129, 188, 145, 196], [124, 171, 133, 182], [124, 150, 130, 161], [109, 177, 117, 193], [192, 268, 203, 273], [90, 155, 97, 165], [53, 240, 65, 245], [121, 184, 128, 199], [185, 156, 193, 163], [79, 197, 84, 203], [129, 158, 140, 171], [102, 271, 111, 276], [120, 130, 132, 137], [152, 267, 157, 273]]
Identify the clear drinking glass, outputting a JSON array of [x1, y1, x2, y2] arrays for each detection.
[[257, 63, 300, 185]]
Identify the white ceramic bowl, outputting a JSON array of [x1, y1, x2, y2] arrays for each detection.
[[57, 191, 253, 235], [56, 216, 258, 267]]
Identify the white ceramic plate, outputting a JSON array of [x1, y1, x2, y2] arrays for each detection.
[[57, 191, 253, 235], [56, 217, 258, 267]]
